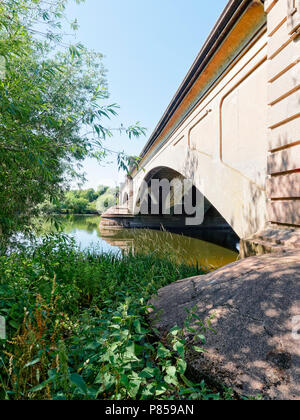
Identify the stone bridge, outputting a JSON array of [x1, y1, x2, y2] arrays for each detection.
[[101, 0, 300, 255]]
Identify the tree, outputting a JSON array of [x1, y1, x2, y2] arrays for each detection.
[[0, 0, 146, 247], [97, 185, 110, 196], [80, 189, 98, 203], [96, 187, 119, 214]]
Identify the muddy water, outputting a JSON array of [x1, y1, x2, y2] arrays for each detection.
[[41, 215, 239, 269]]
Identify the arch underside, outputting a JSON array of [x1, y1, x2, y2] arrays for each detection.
[[133, 166, 237, 235], [132, 155, 267, 240]]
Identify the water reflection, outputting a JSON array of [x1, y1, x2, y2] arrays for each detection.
[[38, 215, 239, 269]]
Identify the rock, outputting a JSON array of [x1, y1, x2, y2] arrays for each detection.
[[148, 251, 300, 400], [240, 228, 300, 257]]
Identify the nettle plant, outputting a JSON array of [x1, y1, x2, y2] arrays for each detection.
[[47, 302, 223, 400]]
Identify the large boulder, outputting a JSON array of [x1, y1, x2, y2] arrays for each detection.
[[149, 251, 300, 400]]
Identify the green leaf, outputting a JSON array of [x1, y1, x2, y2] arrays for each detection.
[[173, 341, 185, 358], [180, 374, 194, 388], [133, 319, 142, 334], [128, 380, 142, 399], [193, 346, 207, 354], [196, 334, 206, 344], [166, 366, 176, 377], [140, 367, 156, 379], [70, 373, 88, 395], [9, 320, 19, 329], [30, 377, 55, 393], [164, 374, 178, 386], [176, 359, 187, 374], [24, 358, 40, 368], [169, 325, 181, 336], [155, 384, 168, 396], [156, 343, 171, 359]]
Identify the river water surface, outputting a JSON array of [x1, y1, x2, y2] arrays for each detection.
[[40, 215, 239, 269]]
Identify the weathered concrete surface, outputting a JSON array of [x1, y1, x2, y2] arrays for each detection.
[[149, 251, 300, 400], [241, 228, 300, 257]]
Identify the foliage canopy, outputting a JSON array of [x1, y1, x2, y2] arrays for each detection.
[[0, 0, 145, 245], [40, 186, 118, 215]]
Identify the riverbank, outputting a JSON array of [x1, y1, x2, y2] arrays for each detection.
[[0, 234, 237, 400], [149, 249, 300, 400]]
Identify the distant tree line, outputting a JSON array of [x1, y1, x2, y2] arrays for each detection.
[[40, 186, 119, 215]]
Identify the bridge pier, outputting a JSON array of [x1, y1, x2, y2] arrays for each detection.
[[99, 203, 240, 252], [100, 213, 231, 232]]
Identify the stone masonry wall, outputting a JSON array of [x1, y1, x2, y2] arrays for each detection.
[[265, 0, 300, 227]]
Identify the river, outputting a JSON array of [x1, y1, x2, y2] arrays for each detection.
[[37, 215, 239, 270]]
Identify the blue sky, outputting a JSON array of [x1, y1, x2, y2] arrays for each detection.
[[66, 0, 228, 188]]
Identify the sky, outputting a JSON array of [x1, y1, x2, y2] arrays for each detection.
[[65, 0, 228, 189]]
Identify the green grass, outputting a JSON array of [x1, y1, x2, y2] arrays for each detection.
[[0, 234, 235, 400]]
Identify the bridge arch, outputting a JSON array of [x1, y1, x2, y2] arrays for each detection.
[[131, 134, 267, 239], [133, 165, 239, 235]]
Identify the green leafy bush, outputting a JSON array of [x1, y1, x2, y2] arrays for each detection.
[[0, 235, 233, 400]]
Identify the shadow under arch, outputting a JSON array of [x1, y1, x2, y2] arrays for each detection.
[[122, 192, 129, 205], [133, 165, 239, 250]]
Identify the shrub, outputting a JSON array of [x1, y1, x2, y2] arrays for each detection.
[[0, 235, 233, 400]]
